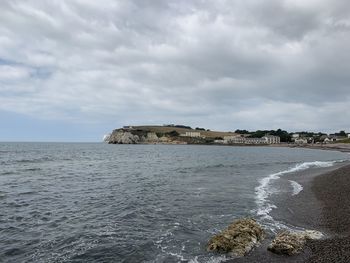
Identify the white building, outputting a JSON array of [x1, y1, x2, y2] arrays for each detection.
[[291, 133, 300, 139], [245, 137, 267, 144], [224, 136, 245, 144], [262, 135, 281, 144], [323, 137, 338, 143], [183, 131, 201, 137], [294, 138, 308, 144], [223, 135, 280, 144]]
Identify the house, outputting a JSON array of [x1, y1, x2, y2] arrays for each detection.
[[245, 138, 266, 144], [294, 138, 308, 144], [223, 135, 280, 144], [262, 135, 281, 144], [182, 131, 201, 137], [323, 136, 338, 143], [224, 136, 245, 144], [291, 133, 300, 140], [348, 134, 350, 138], [319, 135, 328, 141]]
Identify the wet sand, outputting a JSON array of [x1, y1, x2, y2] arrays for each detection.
[[305, 163, 350, 262], [285, 143, 350, 153], [228, 162, 350, 262]]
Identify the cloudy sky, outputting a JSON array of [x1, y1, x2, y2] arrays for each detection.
[[1, 0, 349, 141]]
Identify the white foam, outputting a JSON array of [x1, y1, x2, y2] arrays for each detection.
[[188, 255, 229, 263], [289, 180, 303, 196], [255, 160, 339, 230]]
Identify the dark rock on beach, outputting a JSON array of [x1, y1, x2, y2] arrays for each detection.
[[268, 231, 307, 256], [268, 230, 323, 256], [207, 218, 265, 257]]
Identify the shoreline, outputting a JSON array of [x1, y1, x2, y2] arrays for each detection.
[[228, 153, 350, 262], [280, 143, 350, 153], [109, 141, 350, 153], [303, 163, 350, 262]]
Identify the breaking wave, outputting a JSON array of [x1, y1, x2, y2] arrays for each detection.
[[255, 160, 340, 231], [289, 180, 303, 196]]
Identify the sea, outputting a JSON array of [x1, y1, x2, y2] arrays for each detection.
[[0, 142, 349, 263]]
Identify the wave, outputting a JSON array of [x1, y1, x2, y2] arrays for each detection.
[[254, 160, 341, 231], [189, 255, 228, 263], [176, 160, 299, 173], [16, 157, 53, 163], [289, 180, 303, 196], [0, 171, 15, 176]]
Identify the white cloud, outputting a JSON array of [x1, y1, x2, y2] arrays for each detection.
[[0, 65, 30, 81], [0, 0, 349, 133]]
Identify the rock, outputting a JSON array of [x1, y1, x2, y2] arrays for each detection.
[[108, 131, 141, 144], [145, 132, 159, 142], [267, 231, 305, 255], [303, 230, 324, 240], [207, 218, 265, 257], [268, 230, 323, 255]]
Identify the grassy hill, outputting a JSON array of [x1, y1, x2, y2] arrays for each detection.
[[127, 125, 236, 139]]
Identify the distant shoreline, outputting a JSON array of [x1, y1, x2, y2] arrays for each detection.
[[276, 143, 350, 153]]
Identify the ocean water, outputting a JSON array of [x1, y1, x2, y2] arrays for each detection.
[[0, 143, 349, 263]]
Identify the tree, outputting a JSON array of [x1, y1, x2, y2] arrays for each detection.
[[166, 130, 180, 137], [235, 129, 250, 134], [337, 130, 346, 137]]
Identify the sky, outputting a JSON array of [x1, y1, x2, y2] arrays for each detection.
[[0, 0, 350, 141]]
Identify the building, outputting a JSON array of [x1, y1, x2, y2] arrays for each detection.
[[245, 137, 267, 144], [291, 133, 300, 139], [324, 137, 336, 143], [224, 136, 245, 144], [223, 135, 280, 144], [262, 135, 281, 144], [182, 131, 201, 137], [294, 138, 308, 144]]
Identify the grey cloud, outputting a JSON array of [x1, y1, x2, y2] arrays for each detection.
[[0, 0, 349, 134]]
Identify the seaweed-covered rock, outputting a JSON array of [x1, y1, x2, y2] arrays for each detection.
[[267, 231, 305, 255], [207, 218, 265, 257], [268, 230, 323, 255]]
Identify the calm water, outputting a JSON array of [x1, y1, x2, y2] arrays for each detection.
[[0, 143, 349, 263]]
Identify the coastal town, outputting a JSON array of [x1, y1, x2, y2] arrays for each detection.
[[104, 125, 350, 146]]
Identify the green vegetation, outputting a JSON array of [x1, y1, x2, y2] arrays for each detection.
[[248, 129, 291, 142], [156, 132, 164, 137], [165, 130, 180, 137], [338, 138, 350, 143], [335, 130, 347, 137], [164, 124, 192, 129], [234, 129, 250, 134], [120, 125, 349, 144]]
